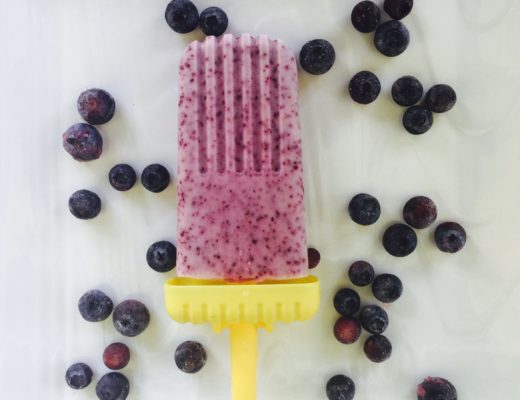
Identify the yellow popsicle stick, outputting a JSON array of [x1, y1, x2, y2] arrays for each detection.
[[165, 276, 320, 400]]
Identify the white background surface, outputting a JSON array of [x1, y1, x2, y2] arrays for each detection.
[[1, 0, 520, 399]]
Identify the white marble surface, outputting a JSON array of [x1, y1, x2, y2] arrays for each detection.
[[1, 0, 520, 399]]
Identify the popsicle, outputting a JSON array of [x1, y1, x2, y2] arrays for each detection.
[[177, 33, 308, 282], [166, 34, 320, 400]]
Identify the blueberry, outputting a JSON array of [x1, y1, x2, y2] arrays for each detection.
[[68, 189, 102, 220], [364, 334, 392, 362], [326, 374, 356, 400], [109, 164, 137, 191], [333, 317, 362, 344], [403, 105, 433, 135], [425, 84, 457, 113], [307, 247, 321, 269], [360, 305, 389, 334], [78, 289, 113, 322], [374, 20, 409, 57], [95, 372, 129, 400], [392, 76, 423, 107], [165, 0, 199, 34], [141, 164, 170, 193], [299, 39, 336, 75], [372, 273, 403, 303], [434, 222, 466, 253], [65, 362, 93, 389], [417, 377, 457, 400], [348, 193, 381, 225], [403, 196, 437, 229], [349, 71, 381, 104], [175, 341, 207, 373], [103, 343, 131, 370], [351, 1, 381, 33], [146, 241, 177, 272], [113, 300, 150, 337], [333, 288, 361, 317], [63, 123, 103, 161], [77, 88, 115, 125], [348, 260, 375, 286], [384, 0, 413, 20], [382, 223, 417, 257], [199, 7, 228, 36]]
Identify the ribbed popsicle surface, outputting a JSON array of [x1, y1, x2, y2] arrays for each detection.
[[177, 34, 307, 282]]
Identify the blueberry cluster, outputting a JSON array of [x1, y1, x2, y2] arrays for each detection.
[[63, 89, 172, 220], [165, 0, 228, 37], [298, 1, 458, 136], [383, 196, 467, 255], [68, 162, 171, 220], [395, 79, 457, 135], [351, 0, 413, 56], [332, 261, 400, 364], [349, 1, 458, 135], [347, 193, 467, 254], [66, 290, 151, 398], [347, 71, 457, 134], [63, 88, 115, 162]]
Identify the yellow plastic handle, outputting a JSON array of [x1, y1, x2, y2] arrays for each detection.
[[230, 323, 258, 400]]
